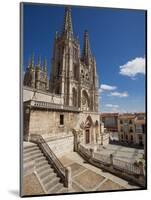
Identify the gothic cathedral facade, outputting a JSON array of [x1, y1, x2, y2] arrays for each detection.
[[23, 7, 101, 156]]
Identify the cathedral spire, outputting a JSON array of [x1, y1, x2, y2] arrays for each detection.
[[29, 52, 34, 68], [82, 30, 92, 64], [62, 7, 73, 38], [37, 55, 41, 69], [43, 57, 47, 72]]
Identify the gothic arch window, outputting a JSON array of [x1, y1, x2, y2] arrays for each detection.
[[126, 135, 128, 142], [95, 120, 99, 127], [57, 62, 61, 78], [85, 116, 93, 128], [73, 64, 78, 80], [130, 135, 133, 143], [121, 134, 123, 141], [82, 90, 90, 110], [55, 85, 60, 94], [72, 88, 78, 107]]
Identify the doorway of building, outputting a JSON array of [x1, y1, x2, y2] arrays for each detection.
[[85, 129, 90, 144]]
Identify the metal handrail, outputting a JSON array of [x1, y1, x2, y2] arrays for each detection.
[[29, 134, 66, 182]]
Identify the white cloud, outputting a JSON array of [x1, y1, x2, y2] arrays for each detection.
[[119, 57, 145, 78], [105, 104, 119, 108], [109, 91, 128, 97], [100, 84, 117, 92]]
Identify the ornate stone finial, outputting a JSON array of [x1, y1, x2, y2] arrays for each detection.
[[62, 6, 73, 38]]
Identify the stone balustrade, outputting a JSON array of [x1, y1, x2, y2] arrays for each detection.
[[24, 100, 80, 112], [77, 143, 145, 187]]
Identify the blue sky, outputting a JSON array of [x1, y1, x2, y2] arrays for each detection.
[[23, 3, 146, 113]]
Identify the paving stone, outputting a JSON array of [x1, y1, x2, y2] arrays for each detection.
[[69, 163, 86, 177], [59, 156, 74, 166], [23, 173, 45, 196], [97, 179, 126, 191], [73, 169, 105, 190], [72, 182, 85, 192]]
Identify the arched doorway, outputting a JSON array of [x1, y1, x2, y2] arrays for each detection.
[[84, 116, 93, 144]]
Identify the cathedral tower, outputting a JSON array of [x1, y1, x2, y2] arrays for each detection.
[[49, 7, 99, 111], [49, 7, 81, 106]]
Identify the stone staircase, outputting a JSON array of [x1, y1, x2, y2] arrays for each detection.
[[23, 142, 68, 194]]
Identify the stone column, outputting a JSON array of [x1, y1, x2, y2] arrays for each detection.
[[65, 166, 72, 188]]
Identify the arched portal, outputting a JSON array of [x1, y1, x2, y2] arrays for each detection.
[[84, 116, 94, 144]]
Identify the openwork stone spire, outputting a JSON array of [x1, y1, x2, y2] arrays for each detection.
[[62, 7, 73, 38], [82, 30, 92, 64]]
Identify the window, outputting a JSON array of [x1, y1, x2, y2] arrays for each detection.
[[129, 128, 133, 133], [60, 114, 64, 125], [129, 120, 132, 124], [120, 120, 123, 124], [121, 134, 123, 141], [57, 62, 61, 78]]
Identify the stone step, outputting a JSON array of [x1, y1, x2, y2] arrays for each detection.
[[23, 142, 37, 150], [36, 164, 53, 174], [36, 156, 48, 164], [24, 146, 39, 154], [23, 162, 35, 176], [24, 149, 42, 158], [36, 160, 48, 168], [39, 168, 54, 179], [24, 149, 42, 159], [47, 182, 64, 194], [23, 142, 67, 194], [24, 152, 43, 164], [45, 176, 60, 191], [42, 172, 58, 185]]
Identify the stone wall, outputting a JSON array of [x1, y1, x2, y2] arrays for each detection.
[[46, 133, 74, 157], [28, 110, 79, 135]]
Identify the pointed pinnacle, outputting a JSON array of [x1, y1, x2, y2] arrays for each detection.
[[62, 7, 73, 37]]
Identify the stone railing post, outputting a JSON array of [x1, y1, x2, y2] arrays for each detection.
[[110, 154, 113, 166], [65, 166, 72, 189], [139, 162, 144, 175], [90, 148, 94, 159], [77, 141, 80, 151], [138, 161, 145, 186]]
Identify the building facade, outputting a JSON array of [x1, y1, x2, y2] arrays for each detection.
[[100, 113, 118, 132], [118, 113, 145, 147], [23, 7, 101, 157]]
